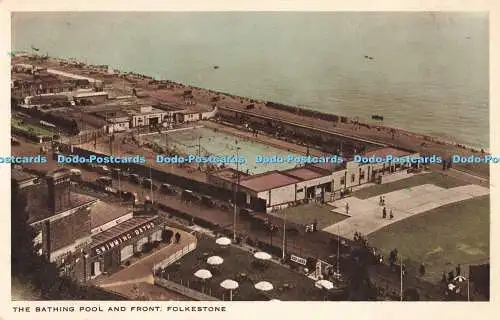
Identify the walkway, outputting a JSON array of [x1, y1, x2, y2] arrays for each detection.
[[323, 184, 489, 239], [91, 229, 196, 299]]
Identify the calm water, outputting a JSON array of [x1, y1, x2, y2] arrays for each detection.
[[12, 12, 489, 148], [145, 127, 300, 174]]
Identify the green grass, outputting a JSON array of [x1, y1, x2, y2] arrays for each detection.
[[353, 171, 467, 199], [11, 118, 52, 137], [368, 195, 489, 282], [274, 203, 348, 229]]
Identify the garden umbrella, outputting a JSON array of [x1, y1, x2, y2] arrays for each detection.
[[194, 269, 213, 294], [194, 269, 213, 280], [220, 279, 239, 301], [253, 252, 272, 260], [315, 279, 334, 290], [216, 237, 231, 246], [254, 281, 273, 292], [207, 256, 224, 266]]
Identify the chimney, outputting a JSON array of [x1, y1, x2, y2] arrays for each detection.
[[47, 168, 71, 213]]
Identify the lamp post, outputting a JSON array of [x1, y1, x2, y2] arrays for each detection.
[[400, 256, 404, 301], [233, 141, 240, 242], [282, 210, 286, 260]]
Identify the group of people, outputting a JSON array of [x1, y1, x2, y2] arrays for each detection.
[[382, 206, 394, 220], [380, 196, 394, 219]]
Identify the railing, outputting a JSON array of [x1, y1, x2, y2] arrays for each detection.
[[154, 277, 219, 301], [153, 241, 197, 271]]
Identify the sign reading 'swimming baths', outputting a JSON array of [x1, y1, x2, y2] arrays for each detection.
[[94, 222, 155, 255]]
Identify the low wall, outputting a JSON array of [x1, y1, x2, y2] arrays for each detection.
[[153, 241, 197, 271], [64, 145, 237, 202], [154, 277, 219, 301]]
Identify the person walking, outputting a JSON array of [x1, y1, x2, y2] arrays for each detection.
[[345, 202, 349, 214], [389, 210, 394, 220], [382, 207, 387, 219]]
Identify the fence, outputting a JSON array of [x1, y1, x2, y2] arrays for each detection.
[[153, 241, 197, 271], [154, 277, 219, 301]]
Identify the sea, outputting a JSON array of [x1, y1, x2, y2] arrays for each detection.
[[11, 12, 489, 149]]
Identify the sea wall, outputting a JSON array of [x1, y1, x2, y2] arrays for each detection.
[[217, 106, 384, 155]]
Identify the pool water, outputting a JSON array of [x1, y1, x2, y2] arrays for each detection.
[[145, 127, 301, 174]]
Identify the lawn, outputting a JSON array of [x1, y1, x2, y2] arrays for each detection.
[[273, 203, 348, 229], [11, 117, 53, 137], [160, 235, 334, 301], [368, 195, 489, 283], [353, 171, 467, 199]]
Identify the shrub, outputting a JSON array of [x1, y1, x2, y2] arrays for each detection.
[[142, 242, 153, 253], [161, 229, 174, 242]]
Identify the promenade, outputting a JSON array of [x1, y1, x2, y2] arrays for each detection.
[[323, 184, 489, 239]]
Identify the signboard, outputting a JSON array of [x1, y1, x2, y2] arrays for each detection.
[[316, 261, 322, 278], [290, 254, 307, 266], [94, 221, 155, 255]]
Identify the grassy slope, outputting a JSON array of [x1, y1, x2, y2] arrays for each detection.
[[368, 195, 489, 282]]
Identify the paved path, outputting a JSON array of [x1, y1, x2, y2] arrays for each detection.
[[91, 229, 196, 299], [323, 184, 489, 239]]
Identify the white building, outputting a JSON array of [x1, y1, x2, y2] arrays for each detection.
[[233, 147, 419, 212]]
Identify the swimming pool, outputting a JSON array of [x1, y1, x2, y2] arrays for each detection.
[[145, 127, 301, 174]]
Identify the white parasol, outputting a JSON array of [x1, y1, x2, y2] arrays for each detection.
[[315, 279, 334, 290], [216, 237, 232, 246], [254, 281, 274, 292], [253, 251, 272, 260], [194, 269, 213, 280], [220, 279, 239, 301], [207, 255, 224, 266], [454, 275, 467, 283]]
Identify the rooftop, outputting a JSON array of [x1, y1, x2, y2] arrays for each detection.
[[239, 171, 300, 192], [90, 215, 160, 248], [11, 169, 38, 183], [73, 91, 108, 98], [127, 106, 166, 116], [94, 110, 130, 120], [21, 182, 97, 225], [282, 167, 329, 181], [310, 161, 347, 172], [90, 200, 132, 229]]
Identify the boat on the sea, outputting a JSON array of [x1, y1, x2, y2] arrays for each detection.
[[372, 115, 384, 121], [213, 65, 219, 69]]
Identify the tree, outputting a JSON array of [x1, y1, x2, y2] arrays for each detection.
[[142, 242, 153, 253], [345, 232, 377, 301], [161, 229, 174, 242]]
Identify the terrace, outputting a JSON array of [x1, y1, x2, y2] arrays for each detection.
[[157, 235, 345, 301]]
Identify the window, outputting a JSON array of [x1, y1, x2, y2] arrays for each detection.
[[340, 177, 345, 185], [351, 174, 355, 183], [360, 171, 365, 180], [297, 188, 304, 193]]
